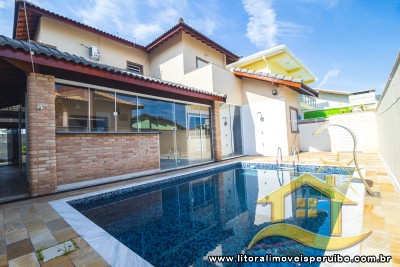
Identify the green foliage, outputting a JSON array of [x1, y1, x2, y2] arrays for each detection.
[[21, 145, 26, 155], [304, 106, 353, 119]]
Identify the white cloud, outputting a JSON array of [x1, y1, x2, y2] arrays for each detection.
[[318, 69, 341, 88], [242, 0, 311, 49], [242, 0, 277, 48], [73, 0, 220, 44]]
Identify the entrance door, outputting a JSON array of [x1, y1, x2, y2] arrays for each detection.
[[0, 105, 29, 201]]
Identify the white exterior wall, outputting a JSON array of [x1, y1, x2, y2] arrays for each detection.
[[315, 92, 349, 109], [349, 91, 376, 105], [299, 112, 378, 153], [299, 120, 331, 152], [376, 55, 400, 186], [284, 87, 301, 153], [241, 78, 289, 156], [184, 64, 243, 105], [149, 33, 184, 82], [35, 17, 150, 74]]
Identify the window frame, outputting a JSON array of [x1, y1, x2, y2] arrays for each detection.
[[127, 61, 143, 74], [289, 106, 300, 133], [195, 57, 209, 68]]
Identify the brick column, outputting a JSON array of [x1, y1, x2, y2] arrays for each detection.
[[211, 101, 222, 161], [27, 73, 57, 196]]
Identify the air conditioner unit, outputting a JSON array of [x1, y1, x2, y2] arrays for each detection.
[[89, 46, 100, 61]]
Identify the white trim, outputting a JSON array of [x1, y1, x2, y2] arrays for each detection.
[[378, 153, 400, 191], [55, 78, 211, 107]]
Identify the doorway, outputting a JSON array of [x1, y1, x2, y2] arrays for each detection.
[[0, 104, 29, 201]]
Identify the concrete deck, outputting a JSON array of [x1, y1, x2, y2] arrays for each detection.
[[0, 152, 398, 266]]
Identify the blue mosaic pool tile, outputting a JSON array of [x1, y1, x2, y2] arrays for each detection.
[[69, 161, 354, 209], [69, 162, 242, 208]]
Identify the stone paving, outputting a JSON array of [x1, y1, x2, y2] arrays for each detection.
[[0, 152, 398, 266]]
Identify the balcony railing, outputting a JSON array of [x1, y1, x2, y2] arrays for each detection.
[[300, 94, 316, 108]]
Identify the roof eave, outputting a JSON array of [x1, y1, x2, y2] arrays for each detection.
[[13, 1, 146, 51], [0, 43, 225, 103]]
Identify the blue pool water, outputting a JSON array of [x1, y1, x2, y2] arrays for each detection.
[[70, 163, 354, 266]]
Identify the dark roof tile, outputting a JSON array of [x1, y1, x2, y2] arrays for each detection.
[[0, 34, 226, 98]]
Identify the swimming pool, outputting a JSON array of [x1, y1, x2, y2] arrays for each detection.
[[50, 162, 365, 267]]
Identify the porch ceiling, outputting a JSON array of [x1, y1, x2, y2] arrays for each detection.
[[0, 58, 26, 109]]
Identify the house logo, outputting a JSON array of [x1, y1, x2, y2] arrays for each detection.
[[246, 173, 372, 250]]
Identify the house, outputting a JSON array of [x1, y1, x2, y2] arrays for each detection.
[[0, 0, 318, 199], [313, 88, 377, 109], [226, 45, 318, 156]]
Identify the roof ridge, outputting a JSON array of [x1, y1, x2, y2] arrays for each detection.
[[145, 20, 239, 60]]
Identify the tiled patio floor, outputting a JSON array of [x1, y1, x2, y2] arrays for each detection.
[[0, 152, 399, 266]]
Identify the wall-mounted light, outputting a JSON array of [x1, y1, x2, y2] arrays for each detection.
[[272, 89, 278, 96], [256, 112, 264, 122]]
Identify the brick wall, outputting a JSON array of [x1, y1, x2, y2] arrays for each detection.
[[27, 73, 57, 196], [211, 101, 222, 161], [56, 134, 160, 185]]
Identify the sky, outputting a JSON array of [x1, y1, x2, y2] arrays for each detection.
[[0, 0, 399, 94]]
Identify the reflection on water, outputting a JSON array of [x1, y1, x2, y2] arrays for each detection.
[[75, 169, 352, 267]]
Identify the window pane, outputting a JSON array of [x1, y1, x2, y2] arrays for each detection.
[[137, 97, 159, 131], [55, 84, 89, 132], [187, 105, 202, 164], [116, 93, 138, 132], [200, 106, 212, 162], [175, 103, 189, 168], [91, 90, 116, 132]]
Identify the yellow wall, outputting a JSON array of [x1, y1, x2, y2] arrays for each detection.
[[241, 60, 289, 76], [35, 17, 150, 74]]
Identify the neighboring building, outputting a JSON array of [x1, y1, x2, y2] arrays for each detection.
[[0, 1, 318, 199], [313, 88, 377, 109]]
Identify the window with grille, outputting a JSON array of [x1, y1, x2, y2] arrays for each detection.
[[127, 61, 143, 74]]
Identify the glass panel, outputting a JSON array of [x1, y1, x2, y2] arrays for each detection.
[[55, 84, 89, 132], [137, 97, 159, 132], [115, 93, 138, 132], [175, 103, 189, 168], [231, 105, 243, 156], [187, 105, 202, 164], [199, 106, 212, 162], [90, 89, 116, 132], [138, 97, 175, 170], [220, 103, 233, 158]]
